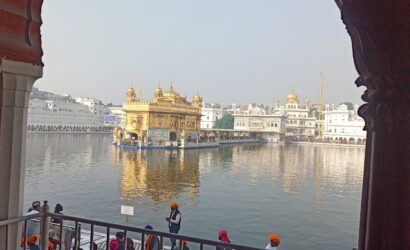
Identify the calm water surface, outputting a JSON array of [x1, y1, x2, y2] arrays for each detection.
[[24, 134, 364, 250]]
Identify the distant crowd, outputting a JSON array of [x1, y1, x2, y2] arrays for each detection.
[[22, 201, 281, 250], [27, 125, 113, 133]]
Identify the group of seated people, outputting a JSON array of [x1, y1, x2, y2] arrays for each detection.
[[21, 201, 66, 250], [108, 225, 189, 250], [108, 228, 280, 250]]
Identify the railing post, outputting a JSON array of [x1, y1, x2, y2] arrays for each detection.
[[40, 200, 50, 250]]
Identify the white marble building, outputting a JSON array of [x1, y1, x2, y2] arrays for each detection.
[[200, 102, 224, 129], [275, 90, 316, 139], [27, 89, 108, 132], [323, 104, 366, 144], [233, 104, 286, 141]]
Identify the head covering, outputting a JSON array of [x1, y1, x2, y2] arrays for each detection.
[[116, 231, 125, 239], [145, 225, 153, 230], [27, 235, 38, 246], [170, 201, 179, 210], [183, 240, 188, 246], [48, 241, 54, 250], [269, 234, 281, 245], [218, 230, 230, 243], [54, 203, 63, 213], [32, 201, 41, 209]]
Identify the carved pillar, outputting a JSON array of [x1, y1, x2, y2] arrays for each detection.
[[0, 1, 44, 249], [341, 1, 410, 249], [0, 59, 42, 249]]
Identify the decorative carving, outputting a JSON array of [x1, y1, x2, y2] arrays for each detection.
[[341, 1, 410, 132], [25, 0, 33, 46], [123, 85, 202, 142]]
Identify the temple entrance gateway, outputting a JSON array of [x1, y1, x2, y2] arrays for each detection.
[[170, 132, 177, 141], [129, 133, 138, 140]]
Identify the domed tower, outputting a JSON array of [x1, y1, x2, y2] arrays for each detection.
[[126, 86, 136, 103], [163, 82, 178, 101], [286, 89, 299, 109], [192, 94, 202, 107], [154, 85, 163, 101]]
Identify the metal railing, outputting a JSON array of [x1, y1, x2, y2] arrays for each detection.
[[0, 212, 43, 250], [0, 201, 264, 250]]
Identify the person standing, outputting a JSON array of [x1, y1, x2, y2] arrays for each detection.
[[166, 201, 181, 249], [265, 234, 280, 250]]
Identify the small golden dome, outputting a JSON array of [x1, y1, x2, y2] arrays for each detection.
[[164, 82, 179, 97], [192, 94, 202, 106], [154, 85, 163, 97], [192, 94, 202, 102], [127, 87, 136, 97], [286, 90, 299, 104]]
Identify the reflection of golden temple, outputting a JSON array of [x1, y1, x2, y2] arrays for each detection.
[[119, 83, 202, 146], [113, 148, 200, 203]]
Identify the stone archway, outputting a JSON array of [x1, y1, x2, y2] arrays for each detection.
[[129, 132, 138, 141], [170, 131, 177, 141], [1, 1, 410, 250]]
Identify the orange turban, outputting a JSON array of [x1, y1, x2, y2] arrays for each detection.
[[27, 235, 39, 246], [170, 201, 179, 209], [269, 234, 281, 245], [48, 241, 55, 250]]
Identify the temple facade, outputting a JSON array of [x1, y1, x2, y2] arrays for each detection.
[[120, 84, 202, 146]]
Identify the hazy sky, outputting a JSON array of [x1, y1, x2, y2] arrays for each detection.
[[37, 0, 363, 105]]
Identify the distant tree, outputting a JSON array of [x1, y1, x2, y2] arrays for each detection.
[[340, 102, 354, 110], [213, 114, 234, 129]]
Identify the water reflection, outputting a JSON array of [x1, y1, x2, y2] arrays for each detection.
[[25, 135, 365, 250], [113, 149, 200, 204]]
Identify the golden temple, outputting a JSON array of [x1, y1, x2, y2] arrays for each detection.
[[117, 83, 202, 146]]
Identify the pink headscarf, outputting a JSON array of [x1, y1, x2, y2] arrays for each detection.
[[218, 230, 231, 243]]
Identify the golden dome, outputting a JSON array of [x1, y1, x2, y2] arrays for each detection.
[[192, 94, 202, 106], [286, 90, 299, 104], [154, 85, 163, 97], [127, 87, 136, 97], [192, 94, 202, 102], [164, 82, 179, 97]]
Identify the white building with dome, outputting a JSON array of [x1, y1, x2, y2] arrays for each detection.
[[275, 90, 316, 139]]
